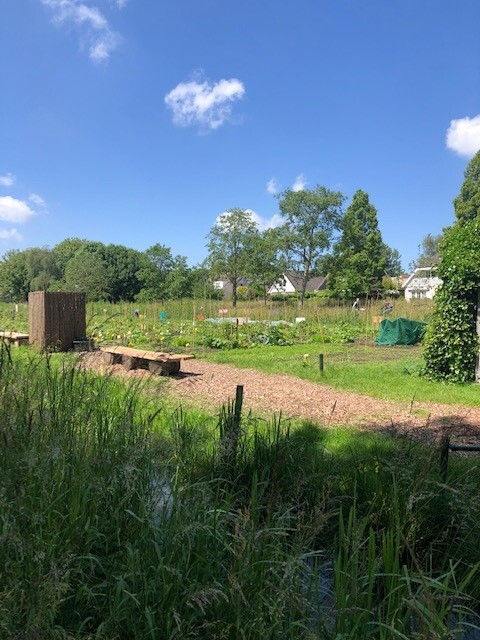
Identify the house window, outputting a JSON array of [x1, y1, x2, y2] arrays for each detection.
[[213, 281, 224, 290]]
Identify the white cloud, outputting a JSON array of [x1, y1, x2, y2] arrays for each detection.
[[216, 209, 284, 232], [266, 178, 279, 195], [29, 193, 47, 207], [247, 209, 284, 231], [446, 115, 480, 157], [0, 228, 23, 242], [0, 197, 36, 223], [165, 73, 245, 131], [0, 173, 15, 187], [40, 0, 119, 62], [292, 174, 307, 192]]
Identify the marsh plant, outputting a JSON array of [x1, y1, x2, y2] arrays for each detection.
[[0, 348, 479, 638]]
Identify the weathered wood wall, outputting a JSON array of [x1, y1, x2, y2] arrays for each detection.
[[28, 291, 86, 351]]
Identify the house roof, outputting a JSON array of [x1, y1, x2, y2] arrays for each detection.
[[402, 267, 439, 290], [284, 270, 327, 292]]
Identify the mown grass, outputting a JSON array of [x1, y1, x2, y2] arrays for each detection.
[[1, 347, 480, 639], [204, 343, 480, 407]]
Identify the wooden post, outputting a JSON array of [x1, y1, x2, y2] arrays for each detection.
[[234, 385, 244, 431], [319, 353, 324, 374], [440, 435, 450, 482]]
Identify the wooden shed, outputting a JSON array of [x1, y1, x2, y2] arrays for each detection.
[[28, 291, 86, 351]]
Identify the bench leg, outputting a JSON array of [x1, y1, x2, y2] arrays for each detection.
[[122, 356, 140, 371], [148, 360, 181, 376], [103, 352, 122, 365]]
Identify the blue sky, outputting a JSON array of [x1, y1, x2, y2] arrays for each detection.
[[1, 0, 480, 269]]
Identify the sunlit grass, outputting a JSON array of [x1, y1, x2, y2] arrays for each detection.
[[1, 348, 480, 638]]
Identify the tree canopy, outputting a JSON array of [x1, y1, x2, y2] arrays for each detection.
[[328, 190, 387, 298], [278, 186, 344, 305], [207, 208, 257, 307]]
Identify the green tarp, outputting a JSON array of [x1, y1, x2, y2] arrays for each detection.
[[374, 317, 427, 346]]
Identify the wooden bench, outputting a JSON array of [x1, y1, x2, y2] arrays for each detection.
[[99, 345, 194, 375], [0, 331, 29, 347]]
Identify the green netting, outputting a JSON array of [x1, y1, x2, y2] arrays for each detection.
[[374, 317, 427, 346]]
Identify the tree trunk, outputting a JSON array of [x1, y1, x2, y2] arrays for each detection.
[[232, 279, 237, 308], [300, 264, 309, 308]]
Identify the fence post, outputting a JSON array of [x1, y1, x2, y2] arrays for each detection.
[[319, 353, 324, 374], [234, 385, 244, 431], [440, 435, 450, 482]]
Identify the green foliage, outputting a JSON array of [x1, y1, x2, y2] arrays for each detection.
[[63, 251, 109, 300], [411, 232, 442, 269], [2, 352, 480, 637], [278, 185, 344, 305], [423, 219, 480, 382], [329, 190, 388, 298], [207, 208, 257, 307], [424, 152, 480, 382], [245, 228, 286, 303], [383, 245, 403, 276], [454, 149, 480, 222]]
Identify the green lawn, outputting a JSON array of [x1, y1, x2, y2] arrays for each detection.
[[203, 342, 480, 407]]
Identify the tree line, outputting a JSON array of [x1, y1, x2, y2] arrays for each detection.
[[0, 185, 405, 305], [208, 187, 403, 306]]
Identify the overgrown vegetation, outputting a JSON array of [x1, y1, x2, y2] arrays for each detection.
[[1, 349, 479, 638], [424, 150, 480, 383]]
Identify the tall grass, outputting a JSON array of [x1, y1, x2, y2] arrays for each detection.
[[1, 349, 479, 638]]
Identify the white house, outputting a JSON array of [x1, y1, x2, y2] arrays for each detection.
[[402, 267, 442, 301], [268, 271, 327, 295]]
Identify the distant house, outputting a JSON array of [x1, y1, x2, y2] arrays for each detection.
[[267, 271, 327, 296], [402, 267, 442, 301], [212, 277, 250, 298]]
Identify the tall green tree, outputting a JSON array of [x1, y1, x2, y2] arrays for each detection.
[[245, 229, 286, 304], [278, 186, 344, 306], [411, 233, 442, 270], [384, 246, 403, 276], [137, 244, 176, 300], [63, 252, 109, 301], [454, 150, 480, 222], [207, 209, 257, 307], [327, 190, 385, 298]]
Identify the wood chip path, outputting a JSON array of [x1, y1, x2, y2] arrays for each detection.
[[82, 353, 480, 444]]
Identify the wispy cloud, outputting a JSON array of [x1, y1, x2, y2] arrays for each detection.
[[165, 72, 245, 131], [0, 173, 15, 187], [216, 209, 284, 232], [446, 115, 480, 158], [266, 178, 279, 195], [0, 196, 36, 223], [247, 209, 284, 231], [29, 193, 47, 208], [292, 174, 307, 192], [40, 0, 119, 62], [0, 228, 23, 242]]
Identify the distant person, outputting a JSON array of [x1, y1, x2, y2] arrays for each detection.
[[352, 297, 360, 311], [382, 302, 393, 315]]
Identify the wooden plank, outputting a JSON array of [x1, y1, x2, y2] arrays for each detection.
[[99, 345, 194, 362], [0, 331, 29, 340]]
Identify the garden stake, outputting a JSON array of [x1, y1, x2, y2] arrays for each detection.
[[319, 353, 324, 374]]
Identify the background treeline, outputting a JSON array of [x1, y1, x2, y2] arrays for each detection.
[[0, 186, 405, 303], [0, 239, 216, 302]]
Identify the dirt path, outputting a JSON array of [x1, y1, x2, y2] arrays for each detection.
[[82, 354, 480, 443]]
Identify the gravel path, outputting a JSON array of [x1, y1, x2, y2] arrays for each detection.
[[82, 353, 480, 444]]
